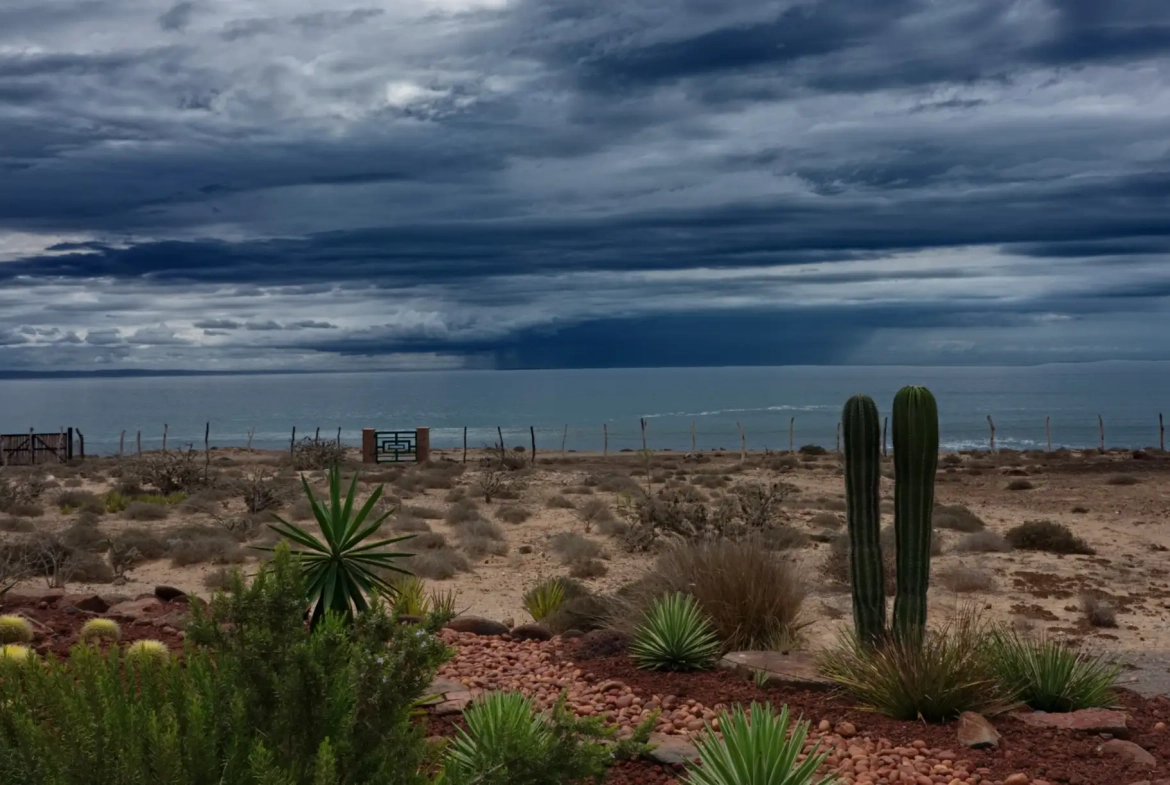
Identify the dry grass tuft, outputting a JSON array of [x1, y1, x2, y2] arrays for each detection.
[[546, 494, 576, 510], [1006, 478, 1035, 491], [407, 547, 472, 580], [1081, 594, 1118, 628], [122, 501, 169, 521], [933, 504, 986, 533], [956, 531, 1013, 553], [936, 564, 995, 593], [494, 505, 531, 524], [1005, 520, 1094, 555], [1105, 474, 1141, 486]]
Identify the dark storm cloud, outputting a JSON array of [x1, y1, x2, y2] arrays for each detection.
[[2, 0, 1170, 372]]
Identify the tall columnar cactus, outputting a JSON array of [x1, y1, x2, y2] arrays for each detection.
[[891, 385, 940, 645], [842, 394, 886, 649]]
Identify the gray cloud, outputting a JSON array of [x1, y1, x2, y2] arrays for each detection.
[[1, 0, 1169, 372]]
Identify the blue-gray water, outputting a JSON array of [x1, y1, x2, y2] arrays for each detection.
[[2, 362, 1168, 456]]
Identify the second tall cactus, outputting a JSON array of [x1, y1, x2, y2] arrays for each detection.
[[841, 386, 939, 647]]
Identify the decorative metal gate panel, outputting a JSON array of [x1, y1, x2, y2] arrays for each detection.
[[374, 430, 417, 463]]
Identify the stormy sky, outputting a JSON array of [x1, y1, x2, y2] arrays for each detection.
[[2, 0, 1170, 373]]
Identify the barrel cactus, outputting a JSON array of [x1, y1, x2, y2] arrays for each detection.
[[890, 386, 940, 645], [841, 394, 886, 648], [0, 615, 33, 644]]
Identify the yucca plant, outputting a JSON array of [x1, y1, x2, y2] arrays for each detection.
[[985, 629, 1120, 712], [685, 703, 836, 785], [394, 575, 430, 616], [0, 615, 33, 644], [631, 592, 721, 671], [444, 692, 552, 780], [266, 464, 415, 627], [816, 608, 1018, 722], [79, 618, 121, 645], [523, 578, 566, 622], [430, 588, 459, 623]]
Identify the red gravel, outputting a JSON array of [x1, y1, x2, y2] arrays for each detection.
[[3, 593, 188, 656]]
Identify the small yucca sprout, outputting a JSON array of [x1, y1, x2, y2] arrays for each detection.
[[80, 618, 121, 645], [125, 639, 170, 664], [0, 644, 33, 663], [0, 615, 33, 644]]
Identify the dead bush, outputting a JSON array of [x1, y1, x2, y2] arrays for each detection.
[[0, 516, 34, 533], [476, 470, 508, 503], [134, 449, 204, 494], [1006, 478, 1035, 491], [956, 531, 1013, 553], [240, 470, 282, 514], [572, 629, 631, 658], [458, 534, 508, 558], [569, 558, 608, 579], [391, 514, 431, 533], [409, 547, 472, 579], [546, 494, 576, 510], [495, 505, 531, 524], [1106, 474, 1140, 486], [6, 503, 43, 519], [457, 517, 505, 542], [825, 535, 896, 595], [408, 531, 449, 550], [617, 486, 710, 551], [818, 497, 847, 512], [596, 475, 640, 494], [550, 532, 605, 563], [290, 437, 345, 471], [0, 472, 48, 510], [758, 525, 808, 551], [1081, 594, 1118, 628], [169, 528, 246, 567], [70, 552, 116, 584], [123, 501, 170, 521], [61, 520, 107, 553], [614, 538, 807, 650], [798, 444, 827, 456], [1071, 505, 1089, 514], [445, 500, 481, 525], [933, 504, 986, 533], [288, 498, 316, 521], [691, 474, 727, 490], [1005, 520, 1094, 555], [936, 564, 995, 593], [111, 528, 169, 564], [404, 505, 443, 520], [203, 567, 237, 591], [56, 490, 104, 514], [563, 485, 593, 495], [445, 487, 467, 503]]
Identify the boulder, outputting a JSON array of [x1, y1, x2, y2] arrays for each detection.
[[106, 597, 162, 621], [154, 586, 188, 602], [509, 623, 553, 642], [58, 594, 109, 614], [957, 712, 1001, 749], [717, 651, 832, 690], [1097, 739, 1156, 768], [445, 616, 510, 637], [1012, 708, 1129, 737], [645, 733, 700, 766]]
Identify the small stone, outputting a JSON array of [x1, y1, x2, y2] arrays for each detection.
[[509, 623, 552, 642], [154, 585, 188, 602], [445, 616, 510, 636], [818, 720, 831, 732], [59, 593, 110, 614], [434, 692, 474, 716], [646, 733, 700, 765], [835, 721, 856, 738], [106, 597, 162, 621], [1097, 739, 1156, 768], [1004, 774, 1029, 785], [957, 712, 1000, 749], [1012, 708, 1129, 737], [518, 545, 533, 554], [1155, 722, 1166, 731]]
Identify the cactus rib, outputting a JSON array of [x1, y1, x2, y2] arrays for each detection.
[[842, 394, 886, 648]]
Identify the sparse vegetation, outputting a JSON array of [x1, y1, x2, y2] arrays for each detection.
[[933, 504, 986, 532], [936, 564, 995, 593], [410, 547, 472, 579], [122, 501, 170, 521], [289, 436, 345, 470], [404, 505, 443, 520], [445, 499, 481, 525], [494, 505, 531, 524], [1005, 520, 1095, 555], [956, 530, 1013, 553], [546, 494, 575, 510], [549, 532, 604, 563], [810, 512, 843, 529], [1006, 478, 1035, 491], [240, 469, 282, 513], [1106, 474, 1141, 486], [1081, 594, 1118, 628], [134, 448, 204, 494]]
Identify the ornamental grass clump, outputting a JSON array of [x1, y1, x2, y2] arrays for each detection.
[[631, 592, 721, 671], [984, 628, 1121, 712], [79, 618, 121, 645], [816, 609, 1018, 722], [0, 614, 33, 644], [523, 578, 566, 622], [685, 702, 836, 785]]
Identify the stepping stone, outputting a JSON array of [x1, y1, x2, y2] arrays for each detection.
[[717, 651, 831, 690], [957, 712, 1001, 749], [1011, 708, 1129, 737], [645, 733, 700, 766], [434, 691, 476, 716]]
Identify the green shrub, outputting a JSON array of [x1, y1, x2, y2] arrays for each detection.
[[816, 610, 1018, 722], [55, 490, 103, 514], [630, 592, 721, 671], [103, 490, 130, 513], [985, 629, 1120, 712], [440, 691, 651, 785], [122, 501, 169, 521], [523, 578, 566, 621], [1005, 520, 1094, 555], [685, 703, 834, 785], [267, 465, 414, 626]]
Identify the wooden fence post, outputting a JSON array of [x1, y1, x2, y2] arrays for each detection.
[[1160, 413, 1165, 452], [246, 428, 255, 452], [530, 426, 537, 465], [290, 427, 296, 453], [640, 418, 648, 452], [882, 417, 888, 457], [463, 426, 468, 464], [987, 415, 996, 452], [29, 427, 35, 465], [137, 430, 142, 457], [76, 429, 84, 460], [162, 423, 168, 452], [1045, 416, 1051, 453], [788, 417, 795, 454], [204, 422, 210, 482], [561, 425, 568, 456], [314, 427, 320, 443], [691, 421, 697, 455], [603, 424, 608, 457], [836, 421, 841, 455], [1098, 414, 1105, 453], [497, 426, 505, 462], [119, 430, 126, 457], [59, 426, 65, 462], [336, 427, 341, 447]]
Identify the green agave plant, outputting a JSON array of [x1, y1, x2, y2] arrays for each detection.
[[631, 592, 721, 671], [442, 691, 552, 778], [685, 703, 836, 785], [265, 464, 414, 626], [522, 578, 566, 622]]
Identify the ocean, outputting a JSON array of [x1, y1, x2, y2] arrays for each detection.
[[2, 362, 1168, 456]]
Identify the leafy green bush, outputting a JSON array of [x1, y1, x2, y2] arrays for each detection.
[[439, 691, 651, 785], [630, 592, 721, 671], [267, 465, 414, 626], [685, 703, 835, 785], [816, 610, 1018, 722], [985, 629, 1120, 712]]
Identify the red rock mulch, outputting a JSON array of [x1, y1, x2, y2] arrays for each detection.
[[2, 590, 190, 657]]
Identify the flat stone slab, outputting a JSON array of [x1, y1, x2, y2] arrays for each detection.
[[646, 733, 700, 765], [1011, 708, 1129, 737], [717, 651, 831, 690]]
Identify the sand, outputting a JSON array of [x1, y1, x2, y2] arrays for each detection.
[[4, 445, 1169, 674]]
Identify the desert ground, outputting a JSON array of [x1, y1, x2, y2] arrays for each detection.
[[3, 442, 1169, 675]]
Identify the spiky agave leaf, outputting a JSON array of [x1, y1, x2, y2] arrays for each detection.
[[685, 702, 837, 785], [630, 592, 721, 671], [263, 464, 416, 626]]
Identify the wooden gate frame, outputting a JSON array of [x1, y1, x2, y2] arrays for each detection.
[[0, 428, 74, 466]]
